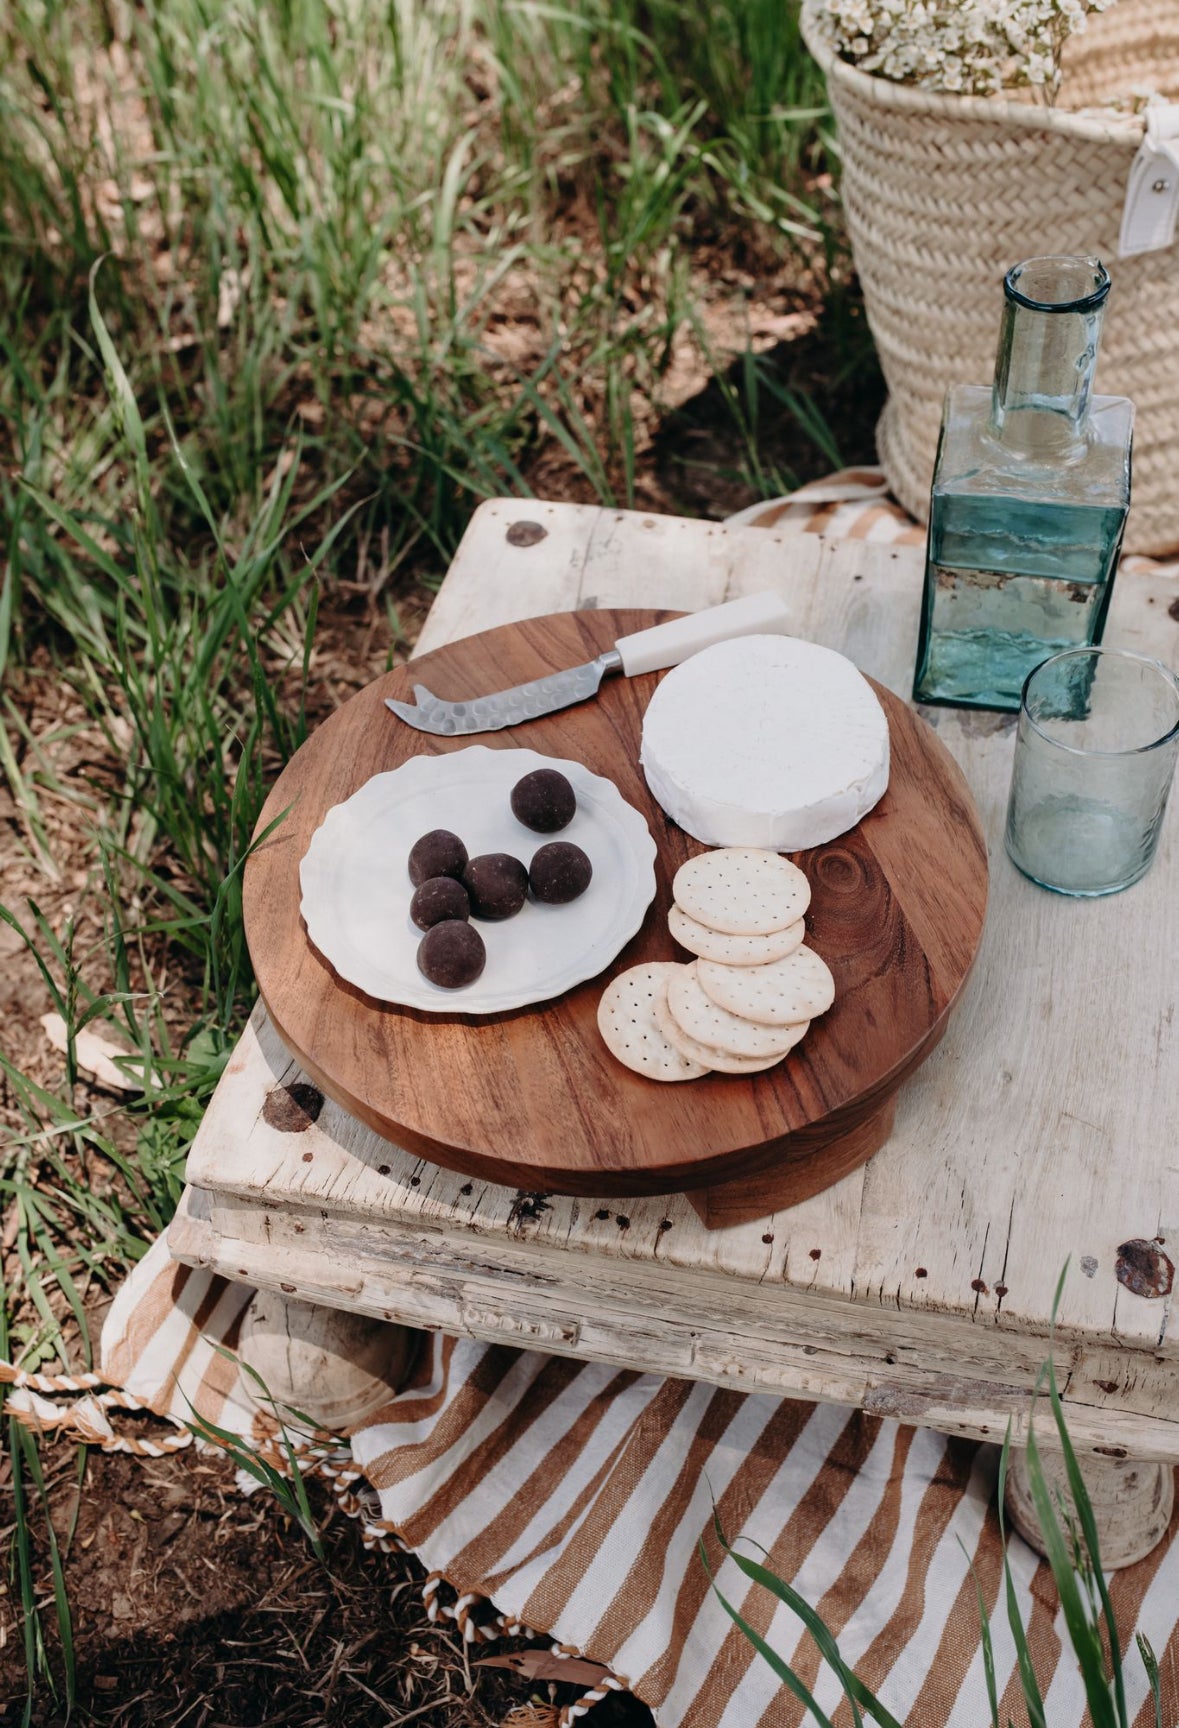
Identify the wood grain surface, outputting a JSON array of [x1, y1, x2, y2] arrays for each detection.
[[243, 608, 988, 1196]]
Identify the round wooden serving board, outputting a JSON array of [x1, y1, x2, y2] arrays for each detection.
[[244, 610, 988, 1205]]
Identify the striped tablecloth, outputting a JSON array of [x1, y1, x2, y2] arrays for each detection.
[[13, 473, 1179, 1727], [83, 1239, 1179, 1728]]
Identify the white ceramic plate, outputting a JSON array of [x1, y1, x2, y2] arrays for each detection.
[[299, 745, 658, 1014]]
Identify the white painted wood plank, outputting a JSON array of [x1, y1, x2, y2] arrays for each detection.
[[170, 1184, 1179, 1463], [413, 500, 594, 656]]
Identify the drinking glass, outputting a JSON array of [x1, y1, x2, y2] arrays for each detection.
[[1004, 647, 1179, 896]]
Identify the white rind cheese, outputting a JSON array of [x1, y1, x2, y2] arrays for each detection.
[[640, 634, 889, 850]]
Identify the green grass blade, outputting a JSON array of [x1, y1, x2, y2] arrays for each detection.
[[1043, 1264, 1128, 1727], [721, 1543, 902, 1728], [1136, 1634, 1162, 1728], [0, 534, 16, 681], [20, 1427, 76, 1716], [962, 1541, 1001, 1728], [8, 1420, 41, 1725], [1019, 1426, 1117, 1728], [185, 1381, 326, 1563], [18, 481, 133, 590], [87, 259, 149, 480], [996, 1430, 1048, 1728], [1, 1249, 48, 1715], [700, 1541, 837, 1728]]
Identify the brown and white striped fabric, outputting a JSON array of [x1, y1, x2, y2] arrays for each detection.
[[31, 477, 1177, 1723], [83, 1233, 1179, 1728], [725, 469, 929, 547], [727, 469, 1176, 585]]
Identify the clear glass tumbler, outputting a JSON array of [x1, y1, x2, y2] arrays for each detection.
[[1005, 647, 1179, 897]]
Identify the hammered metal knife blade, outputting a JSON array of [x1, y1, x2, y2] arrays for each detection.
[[386, 652, 623, 736], [385, 590, 793, 736]]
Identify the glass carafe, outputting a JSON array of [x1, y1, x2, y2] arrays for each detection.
[[913, 257, 1133, 712]]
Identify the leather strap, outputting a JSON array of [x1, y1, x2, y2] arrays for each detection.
[[1119, 103, 1179, 258]]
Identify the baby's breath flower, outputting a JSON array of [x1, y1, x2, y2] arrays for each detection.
[[815, 0, 1115, 98]]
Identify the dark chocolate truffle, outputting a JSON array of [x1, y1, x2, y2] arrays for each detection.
[[462, 852, 528, 921], [529, 841, 592, 905], [417, 920, 486, 989], [408, 829, 468, 887], [510, 768, 576, 834], [410, 875, 470, 931]]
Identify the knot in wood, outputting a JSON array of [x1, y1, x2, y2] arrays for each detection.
[[262, 1082, 325, 1133], [1115, 1239, 1174, 1299], [506, 520, 547, 548], [508, 1191, 552, 1229], [813, 847, 868, 895]]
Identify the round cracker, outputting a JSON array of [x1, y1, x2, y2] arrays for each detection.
[[597, 962, 710, 1081], [654, 990, 787, 1074], [668, 904, 805, 967], [672, 849, 810, 936], [666, 964, 810, 1059], [697, 946, 835, 1026]]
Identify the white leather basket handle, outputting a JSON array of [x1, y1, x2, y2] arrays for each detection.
[[1119, 102, 1179, 258]]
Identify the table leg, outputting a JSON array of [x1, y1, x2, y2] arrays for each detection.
[[238, 1291, 419, 1431], [1004, 1447, 1175, 1571]]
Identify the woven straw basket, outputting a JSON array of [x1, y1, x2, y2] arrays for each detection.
[[802, 0, 1179, 555]]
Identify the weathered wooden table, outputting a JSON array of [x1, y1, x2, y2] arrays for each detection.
[[170, 500, 1179, 1565]]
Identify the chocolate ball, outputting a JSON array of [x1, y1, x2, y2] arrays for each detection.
[[417, 920, 486, 989], [510, 768, 576, 834], [408, 829, 468, 887], [410, 875, 470, 931], [462, 852, 527, 921], [529, 841, 592, 905]]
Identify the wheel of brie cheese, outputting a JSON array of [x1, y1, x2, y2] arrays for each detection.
[[639, 634, 889, 850]]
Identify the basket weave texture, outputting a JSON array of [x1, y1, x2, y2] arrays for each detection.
[[803, 0, 1179, 555]]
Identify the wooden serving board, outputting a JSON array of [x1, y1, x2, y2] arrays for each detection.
[[243, 610, 988, 1219]]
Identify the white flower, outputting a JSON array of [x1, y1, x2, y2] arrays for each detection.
[[816, 0, 1111, 96]]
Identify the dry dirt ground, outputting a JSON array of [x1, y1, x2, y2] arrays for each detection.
[[5, 1446, 657, 1727], [0, 310, 884, 1726]]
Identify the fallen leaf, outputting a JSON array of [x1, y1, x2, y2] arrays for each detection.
[[217, 264, 249, 327], [39, 1012, 148, 1093], [476, 1651, 615, 1686]]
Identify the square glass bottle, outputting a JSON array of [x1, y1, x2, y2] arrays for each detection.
[[913, 256, 1133, 712]]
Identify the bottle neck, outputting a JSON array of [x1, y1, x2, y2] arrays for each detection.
[[989, 258, 1109, 461]]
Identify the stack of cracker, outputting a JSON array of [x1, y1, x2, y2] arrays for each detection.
[[597, 848, 834, 1082]]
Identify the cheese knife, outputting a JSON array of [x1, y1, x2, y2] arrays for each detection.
[[384, 590, 793, 735]]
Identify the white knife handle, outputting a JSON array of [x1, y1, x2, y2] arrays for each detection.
[[614, 590, 792, 677]]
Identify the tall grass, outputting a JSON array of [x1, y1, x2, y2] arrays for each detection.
[[0, 0, 838, 615], [0, 0, 855, 1707]]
